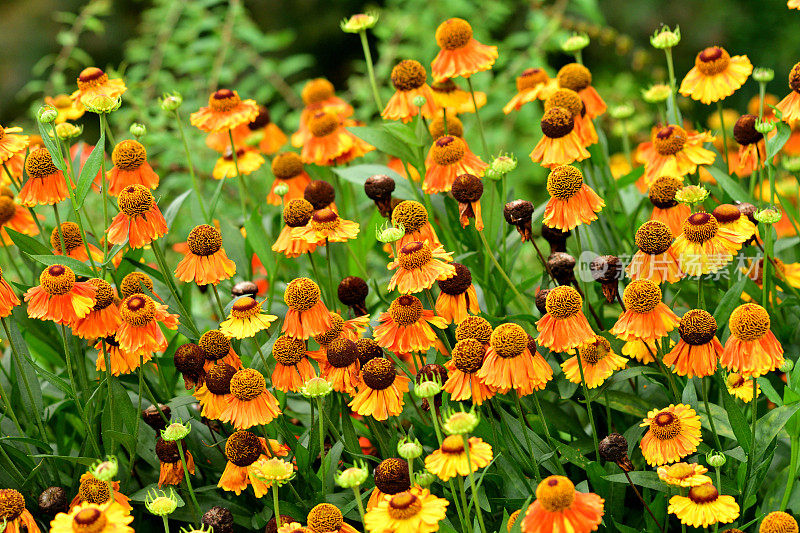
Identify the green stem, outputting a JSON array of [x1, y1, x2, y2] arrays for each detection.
[[228, 128, 248, 223], [664, 48, 681, 125], [174, 109, 210, 222], [272, 484, 282, 526], [130, 354, 144, 477], [514, 393, 541, 482], [716, 101, 730, 174], [99, 115, 112, 276], [358, 30, 383, 112], [780, 435, 799, 510], [530, 392, 566, 474], [211, 283, 227, 320], [161, 515, 170, 533], [477, 230, 525, 308], [456, 477, 472, 533], [177, 440, 201, 522], [740, 376, 759, 514], [317, 397, 326, 497], [701, 378, 723, 451], [60, 324, 101, 456], [575, 353, 600, 459], [461, 434, 488, 533], [466, 78, 490, 157], [151, 240, 200, 337], [100, 342, 116, 455], [325, 239, 336, 307], [352, 486, 367, 525]]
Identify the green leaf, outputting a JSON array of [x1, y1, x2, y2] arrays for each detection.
[[605, 471, 667, 492], [244, 209, 273, 269], [720, 378, 752, 453], [163, 189, 193, 230], [208, 173, 228, 219], [615, 166, 644, 189], [383, 121, 423, 147], [6, 227, 52, 257], [706, 166, 749, 202], [347, 125, 418, 164], [36, 121, 67, 172], [74, 127, 105, 208], [29, 254, 96, 278], [713, 275, 748, 334], [767, 121, 791, 160], [755, 403, 800, 453]]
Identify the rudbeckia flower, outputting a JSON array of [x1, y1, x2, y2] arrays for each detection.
[[18, 147, 68, 206], [503, 68, 556, 114], [391, 200, 442, 252], [451, 173, 485, 231], [725, 372, 759, 403], [308, 504, 360, 533], [94, 335, 146, 376], [349, 357, 410, 421], [268, 152, 311, 205], [0, 124, 28, 163], [116, 294, 179, 355], [640, 403, 702, 466], [542, 165, 605, 231], [667, 483, 739, 528], [672, 211, 748, 276], [520, 475, 605, 533], [218, 430, 287, 496], [732, 114, 765, 177], [663, 309, 722, 378], [220, 297, 277, 339], [194, 362, 236, 419], [174, 224, 236, 286], [720, 303, 784, 377], [70, 472, 132, 511], [0, 189, 39, 244], [435, 263, 480, 324], [191, 89, 259, 133], [106, 185, 168, 249], [557, 63, 606, 118], [293, 208, 360, 244], [301, 111, 372, 166], [292, 78, 355, 148], [282, 277, 331, 339], [155, 436, 195, 488], [430, 78, 486, 113], [431, 18, 498, 82], [639, 125, 716, 184], [443, 338, 495, 405], [51, 222, 103, 263], [272, 199, 319, 258], [45, 94, 85, 124], [200, 329, 242, 371], [0, 488, 41, 533], [423, 135, 486, 194], [544, 88, 598, 147], [626, 221, 683, 283], [424, 435, 493, 482], [383, 60, 440, 123], [477, 323, 552, 395], [373, 295, 447, 354], [107, 139, 159, 196], [72, 278, 121, 339], [220, 368, 281, 429], [70, 67, 127, 106], [0, 267, 20, 317], [535, 286, 595, 353], [657, 462, 713, 488], [365, 487, 448, 533], [530, 107, 590, 169], [212, 146, 265, 180], [712, 203, 757, 242], [648, 176, 690, 237], [51, 502, 133, 533], [317, 337, 361, 395], [388, 240, 455, 294], [24, 265, 96, 325], [679, 47, 752, 104], [561, 335, 627, 389], [271, 334, 317, 392]]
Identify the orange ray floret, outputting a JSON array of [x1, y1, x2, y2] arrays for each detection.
[[190, 89, 259, 133], [476, 324, 552, 396], [423, 136, 486, 194], [282, 278, 331, 339], [431, 18, 498, 82], [0, 268, 20, 317], [383, 60, 441, 123], [174, 224, 236, 285], [373, 295, 447, 354], [107, 139, 159, 195], [530, 108, 589, 169], [542, 165, 604, 231], [106, 184, 168, 249], [535, 286, 594, 353], [520, 476, 604, 533], [18, 148, 68, 207], [349, 357, 411, 421], [663, 309, 722, 379], [24, 265, 96, 325], [561, 336, 627, 389], [720, 303, 784, 377], [219, 368, 282, 428]]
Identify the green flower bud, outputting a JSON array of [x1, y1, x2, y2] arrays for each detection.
[[299, 377, 333, 398], [609, 104, 635, 120], [441, 408, 480, 435], [754, 207, 782, 225], [55, 123, 83, 141], [561, 33, 590, 53], [397, 437, 423, 460], [83, 94, 121, 114], [706, 451, 726, 468], [780, 359, 794, 373], [376, 221, 405, 243], [273, 183, 290, 196], [160, 92, 183, 112], [753, 68, 775, 83], [782, 156, 800, 172], [487, 153, 518, 180], [414, 378, 441, 399], [90, 456, 118, 482], [129, 123, 147, 138], [412, 95, 427, 108], [145, 488, 179, 516], [336, 461, 369, 488], [38, 105, 58, 124], [161, 420, 191, 442], [180, 527, 214, 533], [674, 185, 709, 206], [642, 84, 671, 104], [650, 25, 681, 49], [340, 10, 379, 33], [414, 470, 436, 487], [755, 120, 776, 134]]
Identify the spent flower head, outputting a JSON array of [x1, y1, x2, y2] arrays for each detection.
[[561, 32, 590, 53], [340, 10, 379, 33], [753, 67, 775, 83], [37, 105, 58, 124], [376, 221, 405, 243], [650, 25, 681, 49], [442, 407, 480, 435], [754, 207, 782, 225], [145, 488, 179, 516], [642, 84, 671, 104], [90, 455, 119, 481], [674, 185, 709, 206], [336, 461, 369, 488], [160, 91, 183, 112], [299, 377, 333, 398], [397, 437, 423, 460], [161, 420, 191, 441], [55, 123, 83, 141]]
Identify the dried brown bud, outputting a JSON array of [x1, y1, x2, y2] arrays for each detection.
[[365, 175, 396, 217], [542, 224, 571, 253], [590, 255, 622, 303], [504, 200, 534, 242], [338, 276, 369, 316], [202, 506, 235, 533], [231, 280, 259, 298], [599, 433, 634, 471], [548, 252, 576, 285], [38, 486, 68, 515], [535, 288, 550, 315], [142, 404, 171, 431]]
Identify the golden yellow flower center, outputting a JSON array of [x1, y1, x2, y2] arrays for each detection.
[[40, 264, 76, 295], [557, 63, 592, 92], [536, 476, 576, 512], [760, 511, 799, 533], [517, 68, 549, 91], [120, 272, 153, 298], [307, 503, 344, 533], [695, 47, 731, 76], [387, 492, 423, 520], [441, 434, 466, 454], [314, 313, 344, 345], [51, 222, 83, 254], [0, 489, 25, 521], [648, 176, 682, 209], [545, 285, 582, 319], [580, 336, 610, 364], [200, 329, 231, 360], [283, 199, 314, 228], [25, 147, 59, 179], [650, 411, 682, 440], [326, 337, 358, 368], [666, 462, 696, 480], [225, 430, 262, 466], [712, 204, 742, 225], [635, 220, 673, 255], [435, 18, 473, 50], [118, 184, 154, 217], [272, 152, 305, 180], [230, 368, 265, 401], [310, 208, 341, 232], [455, 316, 492, 344], [392, 200, 428, 232], [0, 197, 16, 225], [490, 323, 528, 358], [209, 89, 241, 112], [205, 362, 235, 394], [362, 357, 396, 390], [683, 212, 719, 244], [77, 67, 108, 89], [187, 224, 222, 256], [726, 373, 746, 389], [120, 295, 155, 327], [653, 125, 687, 156], [431, 136, 466, 166], [272, 335, 306, 366], [544, 88, 583, 118], [71, 507, 108, 533], [308, 112, 339, 138], [398, 241, 433, 270], [453, 338, 486, 373], [679, 309, 717, 346], [284, 277, 321, 311], [790, 63, 800, 94], [112, 139, 146, 170], [231, 297, 261, 319], [389, 295, 424, 325], [688, 483, 720, 504], [78, 477, 111, 504], [301, 79, 335, 106], [623, 279, 662, 314], [547, 165, 583, 199], [540, 107, 575, 138], [729, 303, 770, 341], [429, 113, 463, 139], [392, 60, 427, 91], [89, 278, 114, 310]]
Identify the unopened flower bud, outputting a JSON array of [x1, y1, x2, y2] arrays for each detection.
[[780, 359, 794, 373], [674, 185, 709, 206], [160, 92, 183, 112], [84, 94, 121, 114], [412, 95, 427, 108], [705, 451, 726, 468], [397, 438, 423, 460], [442, 408, 480, 435], [415, 379, 441, 399], [609, 104, 635, 120], [273, 183, 289, 196], [38, 105, 58, 124], [753, 67, 775, 83], [145, 488, 178, 516], [650, 25, 681, 49], [377, 221, 405, 243], [562, 32, 590, 53], [90, 456, 118, 481], [755, 120, 776, 134], [487, 153, 518, 180], [336, 462, 369, 488], [129, 123, 147, 138], [642, 84, 671, 104], [55, 122, 83, 141], [340, 11, 379, 33], [754, 207, 782, 225], [414, 470, 436, 487], [299, 377, 333, 398], [161, 420, 191, 441], [782, 156, 800, 173]]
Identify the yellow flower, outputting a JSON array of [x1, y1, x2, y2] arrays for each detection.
[[49, 502, 134, 533], [667, 483, 739, 528], [365, 487, 449, 533], [220, 297, 278, 339], [424, 435, 493, 481], [657, 462, 713, 487]]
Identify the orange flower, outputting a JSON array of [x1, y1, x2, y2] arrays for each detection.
[[247, 105, 287, 154], [679, 47, 752, 104], [45, 94, 85, 124], [712, 203, 757, 242], [191, 89, 259, 133], [431, 18, 498, 81], [309, 312, 370, 363], [0, 267, 20, 317], [282, 277, 331, 340], [648, 176, 691, 237], [174, 224, 236, 285], [293, 208, 360, 244], [388, 240, 455, 294], [271, 334, 317, 392], [0, 488, 41, 533], [627, 221, 683, 283], [317, 337, 361, 395], [640, 404, 702, 466], [155, 437, 195, 488], [663, 309, 723, 378], [520, 475, 605, 533], [218, 430, 288, 496], [776, 62, 800, 122], [672, 212, 748, 276], [94, 335, 148, 376], [72, 279, 121, 339], [349, 357, 410, 421], [107, 185, 168, 249], [451, 173, 484, 231], [383, 60, 441, 123], [610, 279, 679, 349], [423, 136, 486, 194], [443, 338, 496, 405], [268, 152, 311, 205], [205, 123, 250, 153], [219, 368, 281, 429], [0, 125, 28, 163], [24, 265, 96, 325], [542, 165, 604, 231], [373, 295, 447, 354], [561, 335, 627, 389], [557, 63, 606, 118], [424, 435, 493, 481], [116, 294, 179, 355], [544, 88, 598, 148], [272, 199, 319, 258], [292, 78, 354, 148], [535, 286, 595, 353], [430, 78, 486, 114], [18, 148, 68, 207], [530, 107, 590, 169], [720, 303, 784, 377], [503, 68, 556, 114], [0, 190, 39, 245], [70, 67, 126, 106], [639, 125, 716, 185], [194, 362, 236, 420], [435, 263, 480, 324], [212, 146, 265, 180], [391, 200, 443, 252], [50, 222, 103, 263], [107, 139, 159, 195], [301, 111, 372, 166], [733, 114, 766, 177], [477, 324, 552, 396], [200, 329, 243, 372]]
